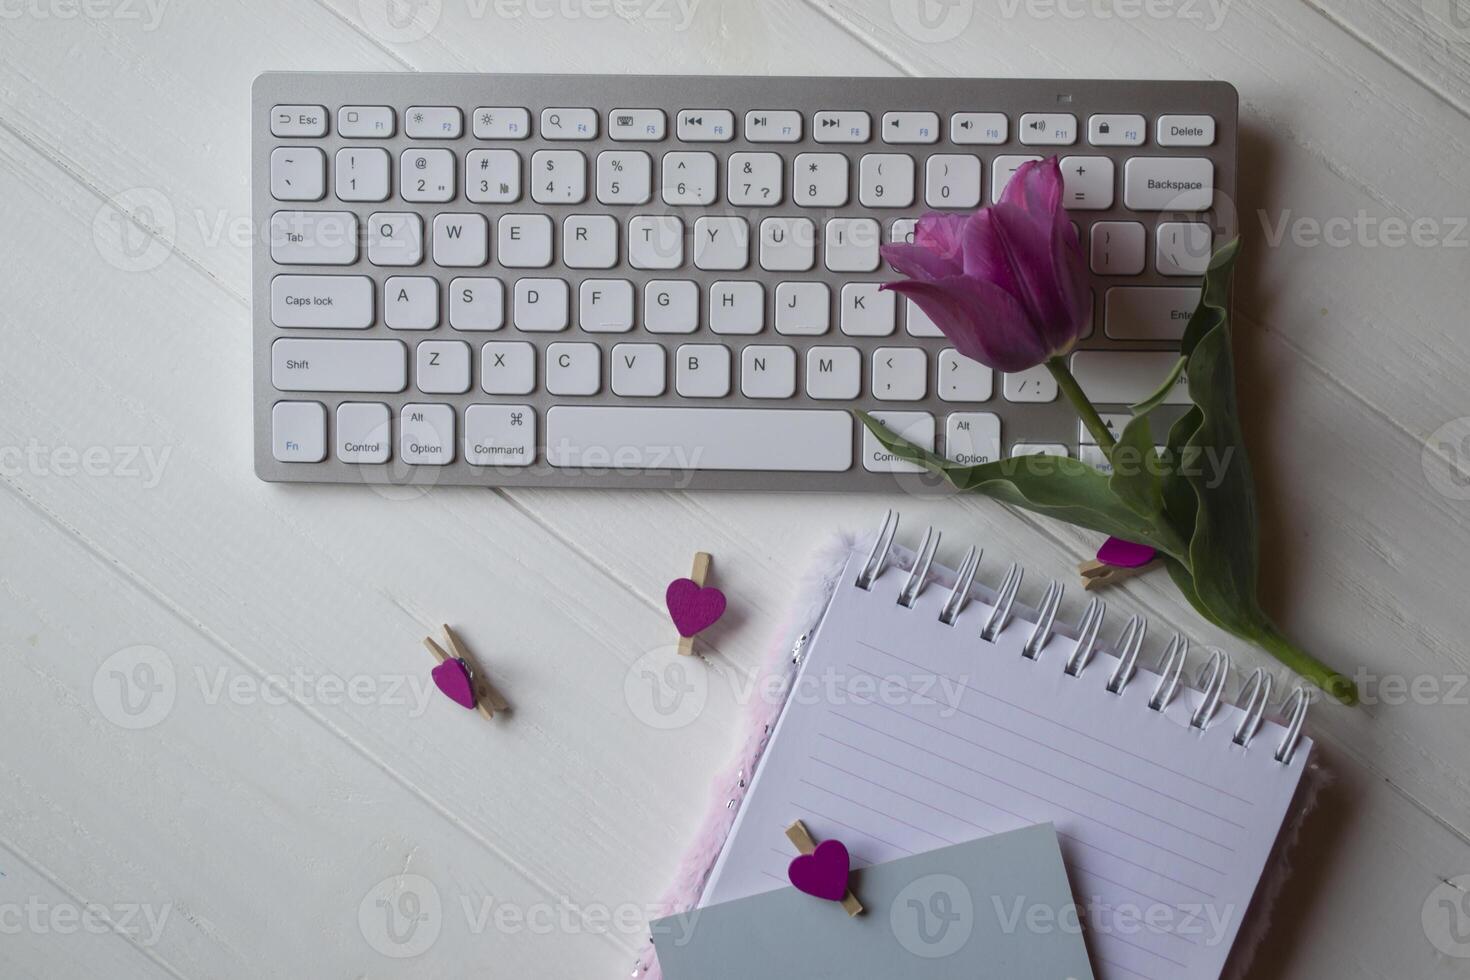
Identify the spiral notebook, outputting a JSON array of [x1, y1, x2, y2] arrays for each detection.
[[690, 514, 1314, 980]]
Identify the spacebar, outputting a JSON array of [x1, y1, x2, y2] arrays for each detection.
[[546, 406, 853, 472]]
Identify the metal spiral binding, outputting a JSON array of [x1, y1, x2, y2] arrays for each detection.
[[1148, 633, 1188, 711], [1274, 686, 1310, 764], [981, 563, 1023, 641], [1063, 596, 1107, 676], [856, 509, 898, 590], [897, 526, 940, 607], [1189, 650, 1230, 730], [1022, 580, 1064, 660], [1106, 615, 1147, 694], [1232, 668, 1273, 748], [939, 546, 981, 625]]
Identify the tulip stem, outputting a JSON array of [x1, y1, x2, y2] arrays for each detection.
[[1046, 357, 1117, 459]]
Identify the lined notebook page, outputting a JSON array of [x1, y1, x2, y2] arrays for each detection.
[[701, 550, 1311, 980]]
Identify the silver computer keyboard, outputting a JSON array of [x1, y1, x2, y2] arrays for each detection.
[[253, 73, 1236, 492]]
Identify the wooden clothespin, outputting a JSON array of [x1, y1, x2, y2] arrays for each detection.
[[1079, 537, 1163, 591], [666, 552, 726, 656], [425, 625, 502, 721], [785, 820, 863, 917]]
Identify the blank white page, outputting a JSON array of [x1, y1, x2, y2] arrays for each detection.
[[701, 550, 1312, 980]]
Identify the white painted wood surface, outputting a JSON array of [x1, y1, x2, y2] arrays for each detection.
[[2, 1, 1468, 976]]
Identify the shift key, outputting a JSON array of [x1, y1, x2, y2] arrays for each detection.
[[1069, 351, 1189, 405], [272, 338, 407, 392]]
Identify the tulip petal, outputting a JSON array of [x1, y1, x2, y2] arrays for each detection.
[[881, 240, 962, 284], [885, 278, 1052, 373], [1000, 157, 1065, 219], [914, 212, 968, 265]]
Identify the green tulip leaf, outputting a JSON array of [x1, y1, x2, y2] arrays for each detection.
[[1129, 355, 1188, 417]]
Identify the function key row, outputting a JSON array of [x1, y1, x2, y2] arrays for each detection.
[[272, 104, 1217, 148]]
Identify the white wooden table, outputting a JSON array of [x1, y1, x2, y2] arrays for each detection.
[[3, 1, 1469, 976]]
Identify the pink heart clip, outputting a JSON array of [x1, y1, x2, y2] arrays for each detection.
[[665, 578, 727, 638], [788, 838, 852, 903]]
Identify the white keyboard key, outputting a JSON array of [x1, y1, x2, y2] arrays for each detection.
[[271, 401, 326, 462], [1070, 351, 1191, 404], [889, 218, 917, 245], [644, 280, 699, 333], [1104, 286, 1201, 340], [546, 406, 852, 471], [1019, 112, 1077, 146], [675, 344, 731, 398], [1123, 157, 1214, 211], [271, 147, 325, 201], [432, 213, 489, 267], [990, 155, 1042, 202], [466, 149, 522, 203], [449, 277, 505, 331], [824, 218, 881, 272], [531, 149, 587, 204], [774, 282, 830, 336], [596, 150, 653, 205], [465, 405, 537, 467], [840, 283, 895, 336], [366, 212, 423, 267], [416, 339, 471, 394], [741, 345, 797, 398], [580, 279, 634, 332], [709, 281, 764, 335], [1155, 221, 1215, 277], [405, 106, 462, 139], [609, 108, 666, 141], [728, 152, 783, 206], [384, 276, 439, 329], [546, 342, 602, 395], [1157, 114, 1216, 147], [1090, 221, 1146, 276], [945, 412, 1001, 465], [661, 151, 718, 205], [514, 277, 569, 331], [563, 214, 619, 269], [693, 216, 750, 271], [335, 147, 390, 202], [881, 111, 939, 144], [938, 349, 993, 402], [1011, 442, 1069, 458], [1080, 444, 1113, 473], [271, 338, 407, 392], [793, 153, 849, 207], [862, 411, 934, 473], [335, 402, 391, 463], [1059, 156, 1114, 210], [805, 346, 861, 400], [925, 153, 982, 208], [611, 343, 667, 396], [905, 298, 944, 337], [628, 215, 685, 269], [271, 105, 327, 138], [675, 109, 734, 142], [270, 275, 374, 329], [951, 112, 1008, 145], [337, 106, 395, 139], [400, 404, 455, 465], [497, 213, 553, 268], [813, 110, 870, 143], [541, 107, 598, 140], [1077, 413, 1132, 446], [759, 216, 816, 271], [1089, 113, 1145, 147], [481, 341, 536, 395], [473, 107, 531, 140], [270, 211, 358, 265], [1003, 364, 1057, 403], [400, 148, 455, 202], [745, 110, 803, 142], [859, 153, 915, 208], [872, 347, 927, 400]]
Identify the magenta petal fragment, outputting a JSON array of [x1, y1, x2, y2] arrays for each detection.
[[1098, 537, 1158, 569]]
